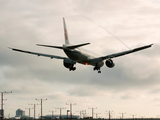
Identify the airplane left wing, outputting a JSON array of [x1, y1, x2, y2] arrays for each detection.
[[8, 48, 67, 59]]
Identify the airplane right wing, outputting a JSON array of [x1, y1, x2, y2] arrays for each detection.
[[8, 48, 68, 59], [89, 44, 153, 64], [102, 44, 153, 60]]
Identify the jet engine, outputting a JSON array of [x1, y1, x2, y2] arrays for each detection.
[[105, 59, 115, 68], [63, 58, 76, 71]]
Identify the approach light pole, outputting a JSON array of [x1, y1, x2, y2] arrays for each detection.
[[26, 107, 33, 120], [36, 98, 47, 120], [55, 107, 66, 120], [67, 110, 70, 120], [130, 114, 137, 120], [49, 110, 57, 119], [0, 91, 12, 120], [105, 110, 114, 120], [79, 111, 81, 119], [81, 110, 86, 118], [29, 103, 37, 120], [75, 111, 80, 119], [66, 103, 76, 120], [119, 112, 126, 119], [96, 113, 101, 119], [88, 107, 97, 119]]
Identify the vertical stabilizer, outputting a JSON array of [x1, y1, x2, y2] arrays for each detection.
[[63, 18, 70, 44]]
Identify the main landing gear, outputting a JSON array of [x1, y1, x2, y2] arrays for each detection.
[[69, 67, 76, 71], [93, 66, 101, 73]]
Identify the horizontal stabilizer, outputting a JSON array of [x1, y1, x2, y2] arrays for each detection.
[[37, 44, 63, 49], [67, 43, 90, 49], [37, 43, 90, 49]]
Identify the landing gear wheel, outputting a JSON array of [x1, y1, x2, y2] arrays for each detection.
[[93, 65, 101, 73], [73, 67, 76, 71], [93, 66, 100, 71], [69, 67, 76, 71], [93, 67, 96, 71]]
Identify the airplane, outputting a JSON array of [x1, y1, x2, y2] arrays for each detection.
[[9, 18, 153, 73]]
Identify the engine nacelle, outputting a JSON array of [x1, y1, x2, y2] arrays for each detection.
[[105, 59, 115, 68], [63, 58, 76, 69]]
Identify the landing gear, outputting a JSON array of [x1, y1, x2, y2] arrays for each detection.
[[69, 67, 76, 71], [93, 65, 101, 73]]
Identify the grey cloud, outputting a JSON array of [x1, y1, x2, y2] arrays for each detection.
[[68, 86, 100, 96], [121, 94, 133, 100], [149, 89, 160, 94], [71, 0, 138, 14]]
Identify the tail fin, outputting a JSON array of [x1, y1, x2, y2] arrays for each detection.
[[63, 18, 70, 44]]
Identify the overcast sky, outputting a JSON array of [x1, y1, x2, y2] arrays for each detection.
[[1, 0, 160, 118]]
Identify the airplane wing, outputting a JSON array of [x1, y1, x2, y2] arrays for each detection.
[[102, 44, 153, 60], [8, 48, 68, 59], [90, 44, 153, 63]]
